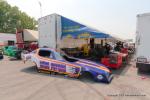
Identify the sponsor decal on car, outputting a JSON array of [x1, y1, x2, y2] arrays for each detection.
[[51, 63, 66, 72], [40, 61, 49, 69]]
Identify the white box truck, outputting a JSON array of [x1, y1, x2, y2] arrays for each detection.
[[38, 14, 62, 49], [136, 13, 150, 72]]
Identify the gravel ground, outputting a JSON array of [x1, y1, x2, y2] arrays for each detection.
[[0, 56, 150, 100]]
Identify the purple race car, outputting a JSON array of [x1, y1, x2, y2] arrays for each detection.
[[23, 48, 113, 83]]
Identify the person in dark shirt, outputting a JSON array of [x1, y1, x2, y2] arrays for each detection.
[[97, 45, 106, 61], [104, 43, 111, 55], [115, 41, 122, 52]]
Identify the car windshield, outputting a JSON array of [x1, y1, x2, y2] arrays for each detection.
[[9, 46, 17, 50], [60, 52, 79, 62], [54, 51, 78, 62]]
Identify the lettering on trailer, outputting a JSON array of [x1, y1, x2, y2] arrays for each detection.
[[51, 63, 66, 72], [62, 26, 80, 33], [40, 61, 49, 69]]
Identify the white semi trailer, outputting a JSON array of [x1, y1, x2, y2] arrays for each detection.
[[38, 13, 111, 51], [38, 14, 62, 49], [136, 13, 150, 72]]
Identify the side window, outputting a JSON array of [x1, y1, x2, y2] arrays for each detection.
[[38, 50, 53, 59]]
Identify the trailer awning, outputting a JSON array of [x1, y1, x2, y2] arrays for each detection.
[[61, 16, 111, 39]]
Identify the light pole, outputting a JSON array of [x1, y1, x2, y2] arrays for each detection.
[[38, 1, 42, 17]]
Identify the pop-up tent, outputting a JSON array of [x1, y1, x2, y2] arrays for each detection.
[[61, 16, 111, 39]]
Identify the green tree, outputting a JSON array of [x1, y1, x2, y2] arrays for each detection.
[[0, 0, 37, 33]]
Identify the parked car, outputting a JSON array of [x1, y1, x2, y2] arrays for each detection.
[[2, 46, 22, 59], [23, 48, 113, 83]]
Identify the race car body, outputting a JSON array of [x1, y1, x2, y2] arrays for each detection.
[[23, 48, 113, 83]]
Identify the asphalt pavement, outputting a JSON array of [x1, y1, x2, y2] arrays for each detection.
[[0, 56, 150, 100]]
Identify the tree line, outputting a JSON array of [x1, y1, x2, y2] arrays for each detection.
[[0, 0, 37, 33]]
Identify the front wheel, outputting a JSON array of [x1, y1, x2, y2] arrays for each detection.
[[78, 72, 94, 81]]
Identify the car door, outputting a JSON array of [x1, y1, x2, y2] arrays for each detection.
[[52, 52, 81, 76], [50, 51, 66, 73]]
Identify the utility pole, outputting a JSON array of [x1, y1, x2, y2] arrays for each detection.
[[38, 1, 42, 17]]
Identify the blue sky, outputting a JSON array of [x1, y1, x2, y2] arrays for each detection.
[[6, 0, 150, 40]]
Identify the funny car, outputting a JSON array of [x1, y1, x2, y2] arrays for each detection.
[[23, 48, 113, 83]]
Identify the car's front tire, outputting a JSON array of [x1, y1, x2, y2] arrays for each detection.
[[78, 71, 94, 81]]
